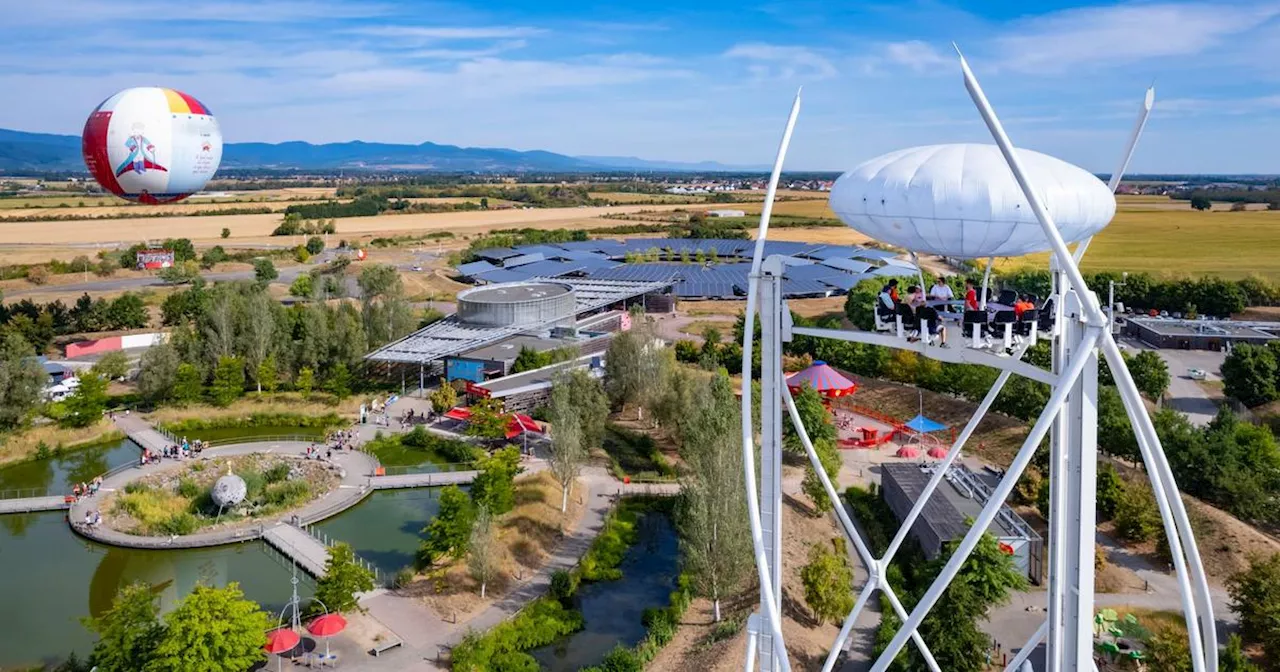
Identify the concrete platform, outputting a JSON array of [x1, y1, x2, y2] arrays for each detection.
[[0, 495, 69, 514]]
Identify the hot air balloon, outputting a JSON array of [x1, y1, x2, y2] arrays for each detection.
[[81, 87, 222, 204]]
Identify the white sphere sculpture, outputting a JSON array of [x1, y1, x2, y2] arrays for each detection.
[[211, 474, 247, 508], [828, 143, 1116, 258]]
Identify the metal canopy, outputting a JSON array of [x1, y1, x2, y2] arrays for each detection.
[[364, 278, 671, 364]]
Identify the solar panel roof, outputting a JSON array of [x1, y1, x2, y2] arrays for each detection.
[[510, 260, 586, 277], [503, 253, 546, 268], [801, 245, 867, 261], [473, 268, 535, 283], [457, 260, 498, 277], [475, 247, 521, 261], [819, 258, 874, 274]]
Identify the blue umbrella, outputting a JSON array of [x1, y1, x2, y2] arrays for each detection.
[[903, 414, 947, 434]]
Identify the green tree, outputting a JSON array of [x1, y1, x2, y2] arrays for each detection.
[[136, 341, 181, 403], [0, 332, 46, 428], [107, 294, 149, 329], [147, 583, 270, 672], [173, 362, 203, 405], [467, 505, 498, 599], [1220, 634, 1260, 672], [358, 263, 414, 347], [1222, 344, 1279, 407], [604, 327, 672, 422], [239, 292, 277, 393], [429, 379, 458, 414], [784, 384, 837, 453], [419, 484, 476, 564], [803, 437, 843, 513], [296, 367, 314, 398], [62, 372, 108, 427], [1228, 553, 1280, 662], [1113, 479, 1161, 542], [511, 346, 548, 373], [257, 355, 279, 393], [801, 539, 855, 625], [200, 246, 228, 269], [1127, 350, 1172, 401], [92, 351, 131, 381], [209, 356, 245, 407], [220, 227, 230, 239], [326, 362, 352, 400], [253, 258, 277, 285], [677, 371, 751, 622], [305, 236, 325, 255], [157, 260, 201, 285], [1191, 195, 1213, 211], [1096, 463, 1124, 521], [554, 368, 609, 449], [547, 399, 585, 514], [289, 274, 314, 298], [466, 398, 509, 441], [294, 246, 310, 263], [314, 542, 375, 613], [84, 583, 163, 672], [471, 446, 521, 515]]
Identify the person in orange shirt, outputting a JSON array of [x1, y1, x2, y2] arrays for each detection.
[[964, 279, 979, 311], [1013, 294, 1036, 318]]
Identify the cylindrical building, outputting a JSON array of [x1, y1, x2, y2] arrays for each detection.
[[456, 282, 577, 328]]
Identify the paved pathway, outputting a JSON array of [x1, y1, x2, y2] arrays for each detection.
[[112, 413, 172, 452], [69, 439, 380, 548], [0, 495, 69, 514], [369, 471, 479, 490]]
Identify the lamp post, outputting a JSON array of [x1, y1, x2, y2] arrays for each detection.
[[1108, 272, 1128, 334]]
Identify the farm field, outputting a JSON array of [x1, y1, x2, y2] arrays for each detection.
[[1003, 207, 1280, 280], [0, 203, 695, 246]]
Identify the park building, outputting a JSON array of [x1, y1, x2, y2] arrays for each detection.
[[364, 278, 671, 400], [879, 462, 1043, 584], [1123, 317, 1278, 351]]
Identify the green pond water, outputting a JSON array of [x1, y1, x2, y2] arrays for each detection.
[[0, 436, 445, 669], [164, 424, 329, 444]]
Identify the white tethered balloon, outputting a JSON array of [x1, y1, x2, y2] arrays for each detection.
[[740, 55, 1215, 672]]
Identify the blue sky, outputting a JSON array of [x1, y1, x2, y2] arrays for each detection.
[[3, 0, 1278, 172]]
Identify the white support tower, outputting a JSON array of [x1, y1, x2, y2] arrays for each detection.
[[740, 52, 1216, 672]]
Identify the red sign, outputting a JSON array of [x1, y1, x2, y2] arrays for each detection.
[[999, 542, 1015, 555], [465, 382, 491, 399]]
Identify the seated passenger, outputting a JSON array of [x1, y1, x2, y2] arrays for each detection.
[[907, 285, 925, 308], [928, 276, 954, 302], [1014, 294, 1036, 318], [877, 279, 899, 316], [964, 279, 980, 311]]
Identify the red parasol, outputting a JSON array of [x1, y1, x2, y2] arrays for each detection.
[[307, 613, 347, 638], [926, 445, 949, 459], [896, 445, 921, 459], [265, 628, 300, 654], [443, 407, 471, 421], [787, 361, 857, 398], [307, 613, 347, 659]]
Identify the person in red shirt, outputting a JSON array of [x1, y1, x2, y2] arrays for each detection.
[[964, 279, 979, 311], [1014, 294, 1036, 318]]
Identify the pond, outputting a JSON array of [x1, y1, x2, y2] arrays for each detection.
[[529, 511, 680, 671], [0, 438, 141, 495], [0, 436, 450, 669]]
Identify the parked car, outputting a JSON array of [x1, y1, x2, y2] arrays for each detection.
[[1188, 368, 1208, 381]]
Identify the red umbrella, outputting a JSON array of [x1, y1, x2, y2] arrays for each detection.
[[265, 628, 300, 654], [896, 445, 921, 459], [265, 628, 300, 672], [787, 361, 857, 398], [307, 613, 347, 658], [926, 445, 949, 459]]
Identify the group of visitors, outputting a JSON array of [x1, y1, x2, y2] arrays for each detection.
[[877, 278, 950, 346], [326, 429, 358, 451], [399, 407, 431, 430], [71, 477, 102, 500], [304, 443, 335, 461], [82, 509, 102, 528]]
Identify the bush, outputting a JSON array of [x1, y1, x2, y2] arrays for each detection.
[[264, 463, 290, 483], [176, 478, 201, 498], [26, 265, 49, 285], [262, 479, 310, 507], [450, 597, 583, 671], [550, 569, 578, 603], [158, 511, 198, 535], [597, 645, 642, 672], [221, 227, 231, 239], [306, 236, 325, 255], [1113, 479, 1162, 543]]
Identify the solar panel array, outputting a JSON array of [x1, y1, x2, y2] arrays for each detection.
[[454, 238, 917, 299]]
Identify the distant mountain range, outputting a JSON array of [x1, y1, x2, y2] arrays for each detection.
[[0, 128, 765, 173]]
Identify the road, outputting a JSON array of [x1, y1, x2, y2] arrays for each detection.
[[1125, 338, 1225, 426]]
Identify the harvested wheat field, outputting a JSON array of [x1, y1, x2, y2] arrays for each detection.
[[0, 204, 694, 246]]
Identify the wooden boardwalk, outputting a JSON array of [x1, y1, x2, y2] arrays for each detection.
[[0, 495, 69, 514], [113, 414, 171, 452], [262, 523, 332, 579]]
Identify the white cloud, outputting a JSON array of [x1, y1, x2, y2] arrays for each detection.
[[724, 43, 837, 80], [881, 40, 949, 74], [994, 2, 1280, 73], [1156, 95, 1280, 116], [8, 0, 390, 24], [408, 40, 528, 60], [350, 25, 545, 40]]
